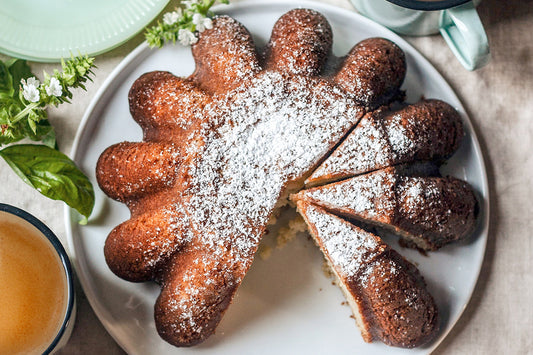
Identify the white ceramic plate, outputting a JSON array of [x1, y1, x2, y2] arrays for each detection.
[[65, 1, 489, 354], [0, 0, 169, 62]]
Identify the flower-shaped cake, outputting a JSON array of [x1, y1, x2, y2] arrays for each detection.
[[96, 8, 474, 348]]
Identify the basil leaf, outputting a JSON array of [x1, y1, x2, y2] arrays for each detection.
[[7, 59, 33, 97], [0, 144, 94, 219], [41, 127, 57, 149], [0, 61, 14, 95]]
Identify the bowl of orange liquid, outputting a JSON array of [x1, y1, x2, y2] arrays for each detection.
[[0, 203, 76, 355]]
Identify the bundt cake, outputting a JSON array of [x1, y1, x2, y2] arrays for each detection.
[[95, 7, 478, 349], [306, 99, 464, 187], [294, 165, 478, 251], [295, 200, 439, 348], [96, 9, 407, 347]]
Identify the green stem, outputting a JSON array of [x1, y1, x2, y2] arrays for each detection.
[[11, 102, 39, 124], [201, 0, 216, 13]]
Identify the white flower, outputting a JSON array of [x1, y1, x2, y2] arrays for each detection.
[[192, 13, 212, 32], [21, 77, 41, 103], [22, 85, 40, 102], [182, 0, 198, 9], [45, 77, 62, 97], [25, 77, 40, 88], [163, 9, 182, 25], [178, 28, 198, 46]]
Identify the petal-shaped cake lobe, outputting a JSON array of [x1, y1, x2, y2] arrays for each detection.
[[192, 16, 261, 94], [295, 166, 478, 250], [296, 201, 439, 348], [266, 9, 332, 76], [334, 38, 406, 109], [103, 197, 194, 282], [128, 71, 210, 142], [306, 99, 464, 187], [154, 249, 240, 347], [96, 142, 182, 204]]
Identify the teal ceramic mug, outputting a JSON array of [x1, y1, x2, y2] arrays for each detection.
[[350, 0, 490, 70]]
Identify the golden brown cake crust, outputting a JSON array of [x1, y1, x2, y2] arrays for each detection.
[[396, 175, 479, 249], [265, 9, 333, 76], [128, 71, 209, 142], [360, 249, 439, 347], [334, 37, 406, 109], [96, 142, 181, 204], [96, 9, 409, 347], [191, 16, 260, 94]]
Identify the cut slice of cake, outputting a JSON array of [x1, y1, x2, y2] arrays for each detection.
[[305, 99, 464, 187], [296, 200, 439, 348], [295, 165, 478, 251]]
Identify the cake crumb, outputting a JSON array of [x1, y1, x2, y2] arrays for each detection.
[[276, 226, 293, 248], [288, 214, 307, 233], [257, 244, 273, 260], [276, 214, 307, 248], [321, 260, 335, 279]]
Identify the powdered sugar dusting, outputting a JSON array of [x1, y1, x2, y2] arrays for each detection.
[[161, 70, 362, 331], [302, 168, 397, 221], [386, 112, 416, 156], [301, 169, 474, 251], [183, 71, 361, 262], [308, 106, 429, 184], [400, 179, 425, 208], [398, 177, 450, 234], [301, 203, 381, 278], [309, 112, 391, 181]]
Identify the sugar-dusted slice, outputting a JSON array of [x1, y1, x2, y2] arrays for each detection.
[[296, 201, 439, 348], [305, 99, 464, 187], [295, 166, 478, 251]]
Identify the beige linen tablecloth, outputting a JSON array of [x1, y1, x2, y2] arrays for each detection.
[[1, 0, 531, 353]]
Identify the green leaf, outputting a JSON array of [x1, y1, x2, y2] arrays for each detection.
[[41, 127, 57, 149], [0, 61, 14, 95], [7, 59, 33, 97], [0, 144, 94, 219], [18, 108, 48, 141], [0, 97, 26, 145]]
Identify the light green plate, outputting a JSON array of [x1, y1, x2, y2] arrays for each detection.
[[0, 0, 170, 62]]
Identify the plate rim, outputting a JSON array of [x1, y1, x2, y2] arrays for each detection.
[[64, 1, 490, 353]]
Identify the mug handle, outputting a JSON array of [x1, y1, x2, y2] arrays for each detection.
[[439, 2, 490, 70]]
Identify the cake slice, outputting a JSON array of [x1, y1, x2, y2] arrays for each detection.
[[296, 200, 439, 348], [295, 166, 478, 251], [305, 99, 464, 187]]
